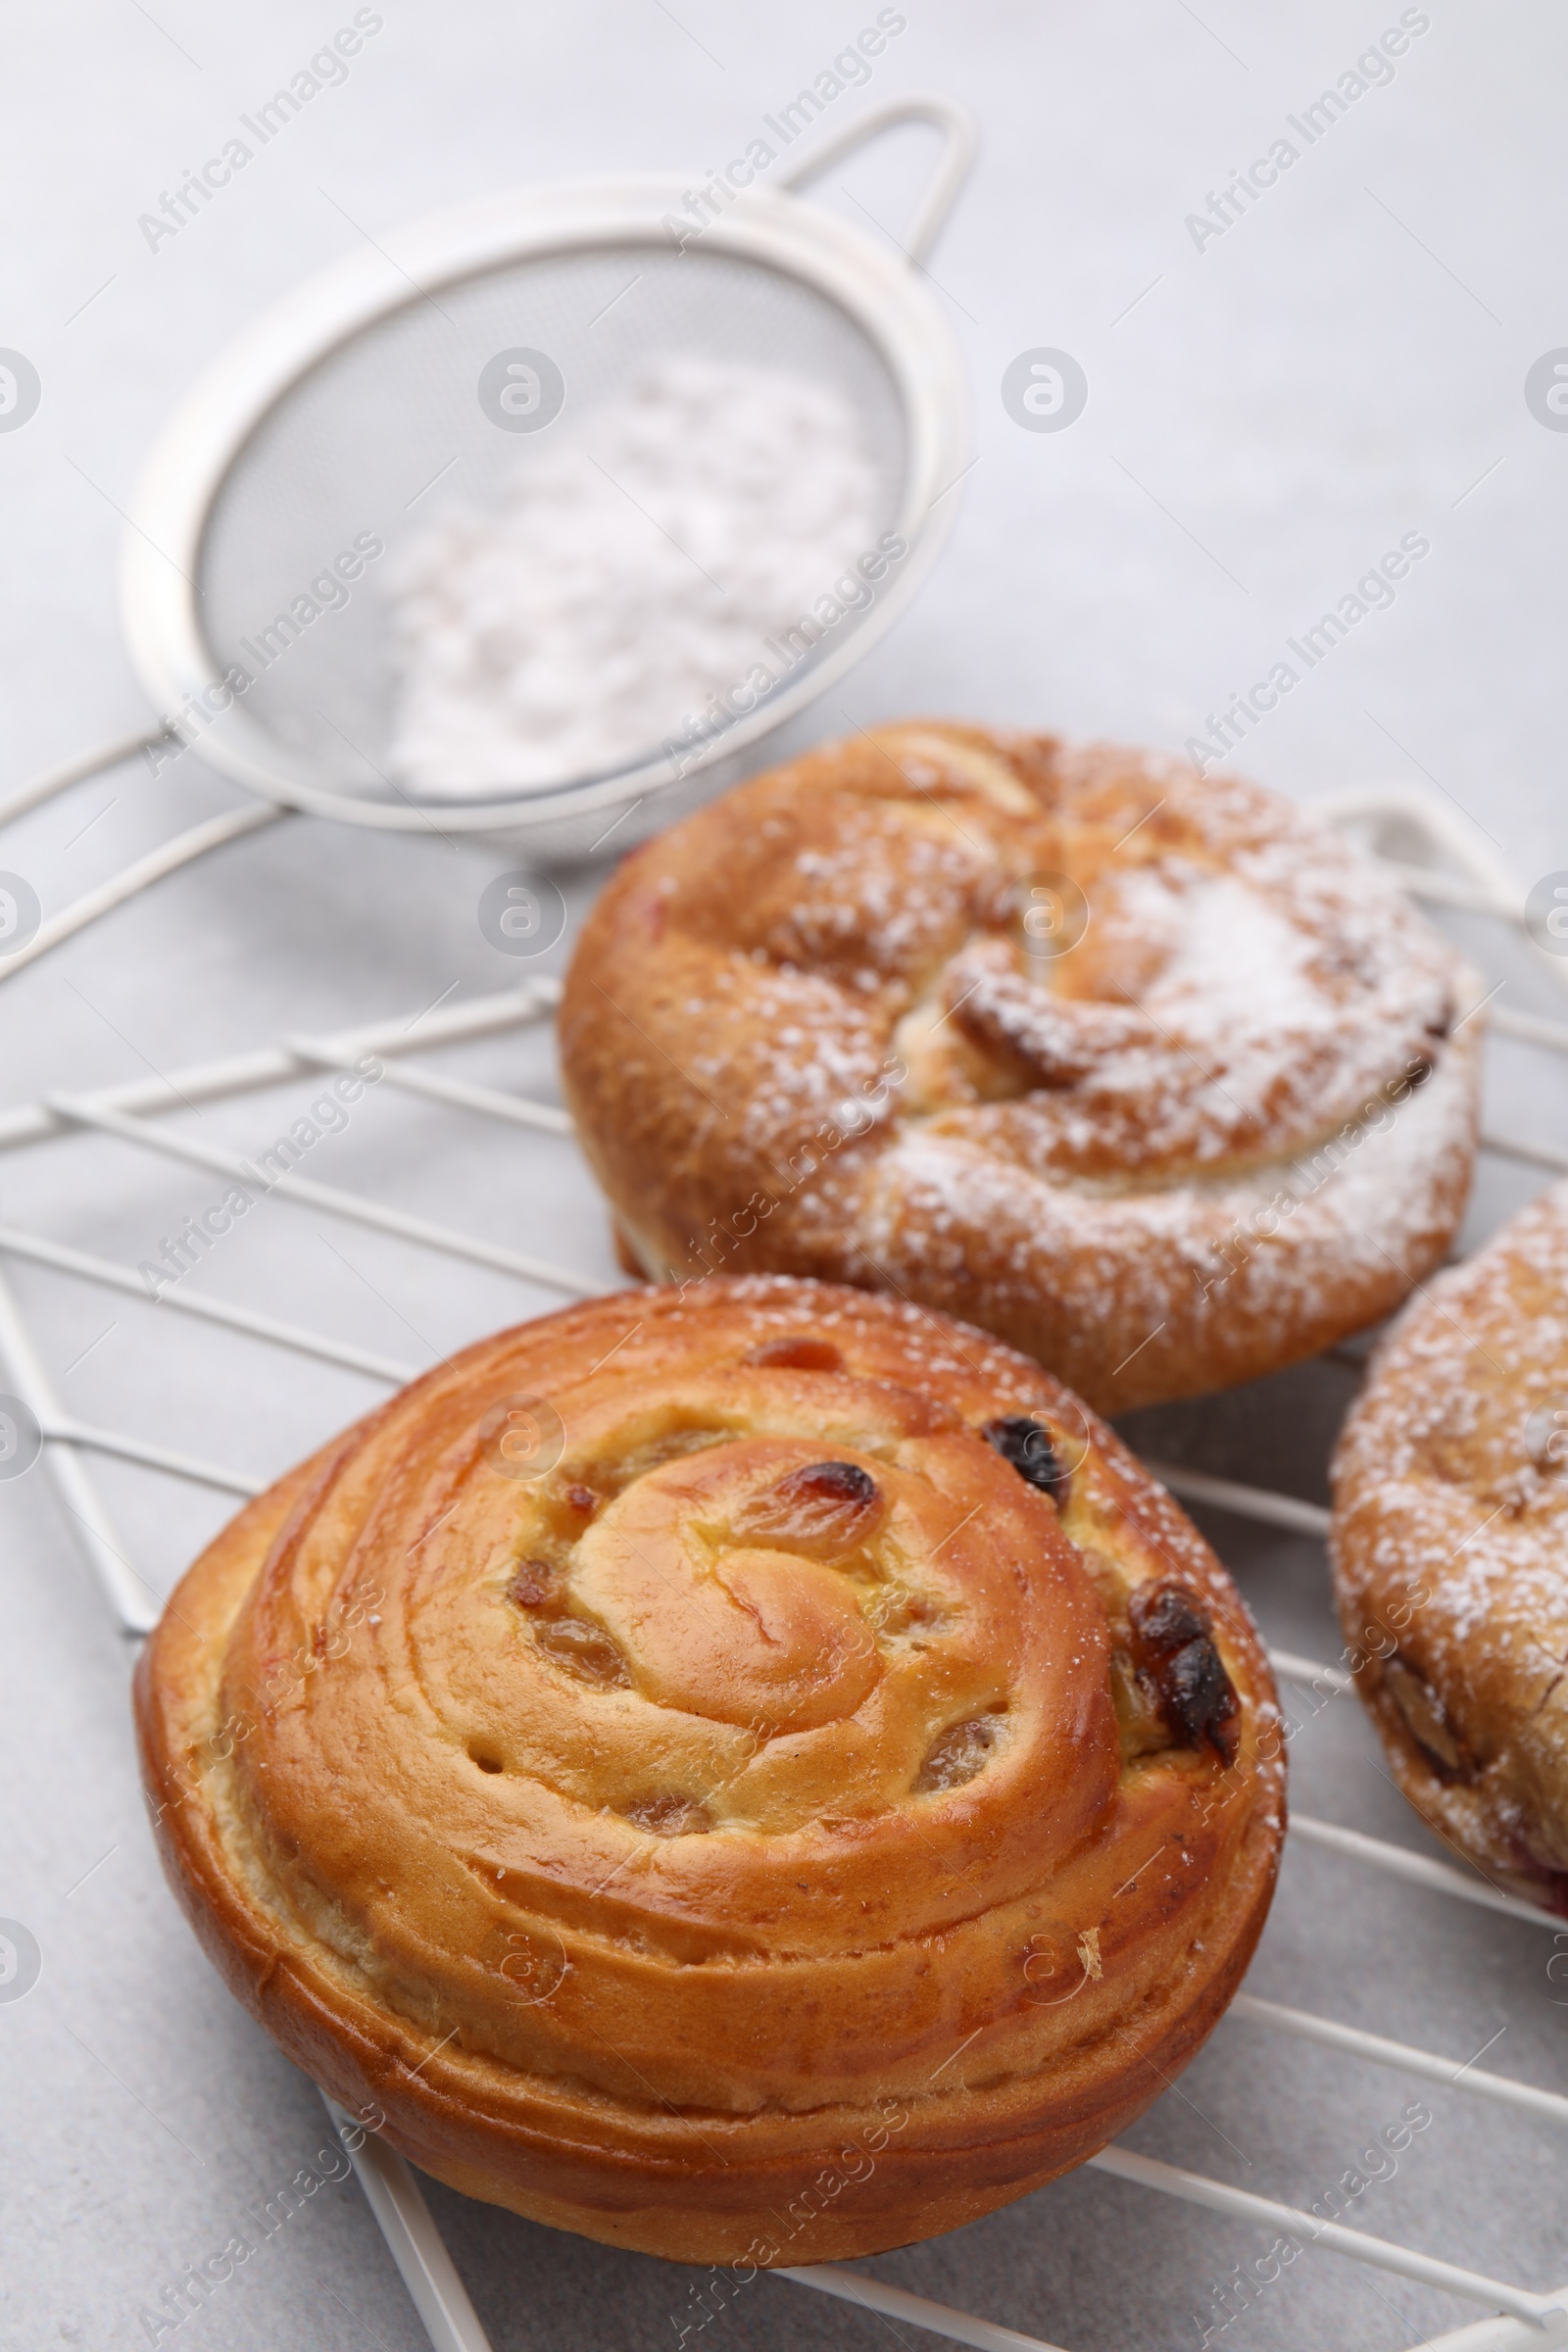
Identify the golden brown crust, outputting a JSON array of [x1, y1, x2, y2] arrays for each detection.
[[560, 721, 1481, 1412], [135, 1278, 1283, 2263], [1331, 1183, 1568, 1916]]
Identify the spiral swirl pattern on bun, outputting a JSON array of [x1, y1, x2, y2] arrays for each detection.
[[561, 721, 1481, 1411], [136, 1279, 1283, 2263]]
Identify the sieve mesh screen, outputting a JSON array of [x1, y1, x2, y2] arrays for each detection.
[[195, 243, 907, 808]]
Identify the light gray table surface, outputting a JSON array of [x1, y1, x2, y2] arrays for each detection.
[[1, 5, 1566, 2348]]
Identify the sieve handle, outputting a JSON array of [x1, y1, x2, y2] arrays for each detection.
[[774, 91, 977, 269]]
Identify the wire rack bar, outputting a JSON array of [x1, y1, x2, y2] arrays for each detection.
[[0, 725, 170, 829], [321, 2096, 495, 2352], [1087, 2145, 1561, 2323], [0, 729, 174, 832], [0, 1222, 415, 1382], [779, 2263, 1071, 2350], [1268, 1649, 1356, 1696], [1229, 1996, 1568, 2125], [0, 978, 561, 1153], [4, 794, 1563, 2352], [1491, 1005, 1568, 1054], [1416, 2301, 1568, 2351], [37, 1412, 262, 1496], [1279, 1809, 1561, 1934], [47, 1094, 603, 1298], [0, 1259, 157, 1636], [1289, 1815, 1564, 1933], [1383, 864, 1522, 921], [1482, 1130, 1568, 1176], [0, 803, 290, 984], [1146, 1460, 1332, 1540], [286, 1032, 574, 1136]]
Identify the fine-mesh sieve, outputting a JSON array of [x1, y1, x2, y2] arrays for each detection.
[[0, 95, 974, 977]]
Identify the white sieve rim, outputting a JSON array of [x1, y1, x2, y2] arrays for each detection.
[[122, 121, 972, 834]]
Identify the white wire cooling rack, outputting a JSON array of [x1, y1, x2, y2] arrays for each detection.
[[2, 786, 1567, 2352]]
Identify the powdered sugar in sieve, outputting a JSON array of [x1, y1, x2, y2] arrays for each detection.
[[386, 357, 883, 795]]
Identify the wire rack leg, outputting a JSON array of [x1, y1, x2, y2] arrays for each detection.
[[321, 2097, 495, 2352]]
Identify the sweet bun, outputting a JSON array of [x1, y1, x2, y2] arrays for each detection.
[[560, 721, 1481, 1412], [1332, 1182, 1568, 1916], [135, 1277, 1283, 2263]]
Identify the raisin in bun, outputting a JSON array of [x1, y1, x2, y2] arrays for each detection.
[[135, 1278, 1283, 2264], [561, 721, 1481, 1412], [1332, 1182, 1568, 1916]]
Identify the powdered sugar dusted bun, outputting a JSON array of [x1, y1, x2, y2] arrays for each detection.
[[1331, 1183, 1568, 1916], [561, 721, 1481, 1411]]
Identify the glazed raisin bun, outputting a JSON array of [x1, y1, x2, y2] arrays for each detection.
[[136, 1278, 1283, 2264], [1332, 1183, 1568, 1917], [560, 721, 1481, 1412]]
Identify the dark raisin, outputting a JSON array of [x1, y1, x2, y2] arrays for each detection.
[[509, 1560, 556, 1609], [743, 1337, 845, 1372], [1127, 1582, 1238, 1763], [1128, 1580, 1210, 1658], [982, 1415, 1068, 1504], [778, 1461, 877, 1508], [738, 1460, 882, 1554], [1157, 1638, 1240, 1763], [564, 1485, 599, 1516]]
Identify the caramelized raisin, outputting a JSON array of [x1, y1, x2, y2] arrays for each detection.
[[915, 1716, 1002, 1792], [1158, 1639, 1240, 1763], [625, 1793, 711, 1837], [981, 1415, 1069, 1504], [509, 1560, 557, 1610], [534, 1616, 630, 1687], [736, 1460, 882, 1553], [1127, 1582, 1209, 1658], [1127, 1581, 1239, 1764]]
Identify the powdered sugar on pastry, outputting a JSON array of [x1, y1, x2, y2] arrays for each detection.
[[1331, 1182, 1568, 1913], [561, 723, 1482, 1411]]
